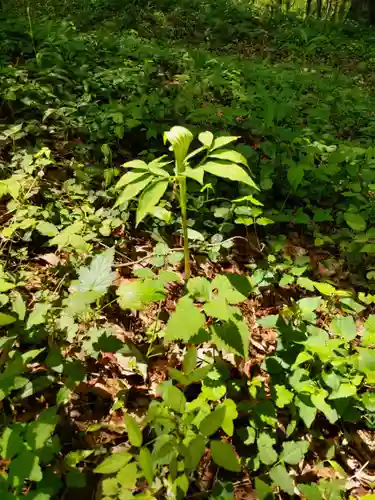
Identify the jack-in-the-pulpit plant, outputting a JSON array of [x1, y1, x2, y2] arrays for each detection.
[[114, 126, 258, 279]]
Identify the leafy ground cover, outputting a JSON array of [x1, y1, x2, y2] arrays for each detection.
[[0, 1, 375, 499]]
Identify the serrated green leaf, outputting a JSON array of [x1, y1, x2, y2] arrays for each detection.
[[274, 385, 294, 408], [280, 440, 309, 465], [94, 451, 132, 474], [297, 277, 315, 291], [77, 248, 115, 295], [203, 161, 258, 189], [136, 180, 169, 226], [165, 296, 205, 342], [269, 464, 294, 495], [210, 440, 240, 472], [124, 414, 142, 447], [139, 448, 154, 485], [328, 383, 357, 400]]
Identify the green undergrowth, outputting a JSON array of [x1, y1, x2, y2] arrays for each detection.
[[0, 3, 375, 499]]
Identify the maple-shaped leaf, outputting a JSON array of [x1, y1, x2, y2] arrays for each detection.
[[77, 248, 115, 295]]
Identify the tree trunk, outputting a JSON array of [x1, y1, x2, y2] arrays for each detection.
[[306, 0, 312, 16], [348, 0, 364, 20], [317, 0, 323, 17]]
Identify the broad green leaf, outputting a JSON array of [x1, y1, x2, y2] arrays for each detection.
[[357, 348, 375, 383], [117, 279, 165, 310], [211, 316, 249, 357], [209, 149, 248, 166], [115, 174, 153, 207], [187, 228, 205, 241], [297, 277, 316, 292], [203, 296, 232, 321], [27, 303, 50, 329], [211, 136, 240, 150], [9, 450, 42, 486], [94, 451, 132, 474], [297, 297, 322, 313], [122, 159, 148, 169], [199, 406, 226, 436], [185, 166, 205, 184], [124, 414, 142, 447], [187, 277, 211, 302], [255, 478, 274, 500], [330, 315, 356, 342], [36, 221, 58, 237], [184, 435, 206, 470], [280, 440, 309, 465], [211, 273, 251, 304], [274, 385, 294, 408], [198, 131, 214, 147], [210, 440, 240, 472], [77, 248, 115, 295], [139, 448, 154, 485], [313, 282, 336, 296], [25, 407, 57, 450], [220, 399, 238, 436], [298, 484, 322, 500], [165, 296, 205, 342], [0, 279, 15, 292], [0, 312, 16, 326], [65, 449, 93, 467], [340, 297, 365, 313], [295, 397, 317, 428], [116, 170, 148, 190], [269, 464, 294, 495], [257, 433, 277, 465], [311, 392, 339, 424], [344, 212, 366, 232], [116, 462, 137, 489], [11, 291, 26, 320], [183, 346, 197, 374], [136, 180, 169, 226], [287, 164, 304, 190], [0, 427, 24, 459], [328, 383, 357, 400], [161, 384, 186, 413], [203, 161, 258, 189], [102, 478, 119, 496], [164, 126, 193, 168]]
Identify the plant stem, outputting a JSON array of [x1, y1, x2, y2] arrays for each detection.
[[178, 175, 190, 280]]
